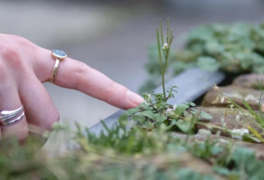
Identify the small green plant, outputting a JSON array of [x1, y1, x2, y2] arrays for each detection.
[[226, 92, 264, 142], [119, 18, 212, 134], [156, 18, 174, 100]]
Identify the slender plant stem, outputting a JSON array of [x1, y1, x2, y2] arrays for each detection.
[[159, 19, 164, 49], [156, 28, 166, 99], [167, 17, 169, 44], [160, 20, 166, 57], [163, 35, 174, 77], [156, 28, 163, 74], [161, 70, 166, 100], [164, 53, 169, 75]]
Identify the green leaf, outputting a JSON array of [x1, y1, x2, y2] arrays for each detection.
[[140, 111, 155, 119], [176, 119, 193, 133], [131, 115, 145, 124], [183, 111, 193, 120], [211, 146, 223, 155], [171, 119, 177, 126], [213, 166, 231, 176], [242, 134, 262, 143], [199, 111, 213, 121], [118, 114, 129, 126], [247, 125, 264, 142], [125, 108, 139, 115], [160, 123, 169, 131], [175, 104, 189, 116], [197, 57, 220, 71], [186, 102, 196, 107], [242, 99, 264, 125], [177, 168, 214, 180], [205, 41, 224, 54], [153, 113, 167, 123]]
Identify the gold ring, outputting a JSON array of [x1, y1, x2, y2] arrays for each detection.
[[50, 50, 67, 83]]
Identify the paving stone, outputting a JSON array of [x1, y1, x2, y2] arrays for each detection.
[[195, 107, 263, 134], [203, 85, 264, 110], [233, 74, 264, 89]]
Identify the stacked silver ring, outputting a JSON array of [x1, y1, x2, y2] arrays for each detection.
[[0, 106, 25, 125]]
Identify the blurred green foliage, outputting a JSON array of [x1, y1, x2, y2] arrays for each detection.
[[141, 23, 264, 93], [119, 87, 212, 134], [1, 120, 264, 180]]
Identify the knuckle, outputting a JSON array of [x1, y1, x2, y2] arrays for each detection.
[[1, 34, 31, 48], [73, 60, 91, 89], [74, 60, 90, 77], [14, 36, 36, 51], [0, 43, 24, 71], [12, 35, 28, 44], [0, 42, 18, 58], [0, 35, 35, 73], [0, 62, 8, 83], [17, 124, 29, 141]]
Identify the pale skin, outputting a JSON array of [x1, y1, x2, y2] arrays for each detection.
[[0, 34, 144, 141]]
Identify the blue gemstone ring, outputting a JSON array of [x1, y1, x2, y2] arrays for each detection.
[[49, 50, 67, 83]]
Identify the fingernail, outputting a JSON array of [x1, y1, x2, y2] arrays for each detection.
[[127, 90, 144, 106]]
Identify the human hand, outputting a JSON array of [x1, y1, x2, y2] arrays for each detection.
[[0, 34, 144, 141]]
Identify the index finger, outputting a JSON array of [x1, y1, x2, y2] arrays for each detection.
[[34, 48, 144, 110]]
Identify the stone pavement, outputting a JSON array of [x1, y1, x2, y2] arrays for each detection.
[[1, 0, 264, 128]]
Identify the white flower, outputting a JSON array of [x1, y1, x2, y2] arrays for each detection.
[[162, 43, 169, 50], [231, 128, 249, 140]]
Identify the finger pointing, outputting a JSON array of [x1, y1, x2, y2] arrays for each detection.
[[35, 48, 144, 110]]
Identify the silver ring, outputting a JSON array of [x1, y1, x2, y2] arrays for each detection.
[[0, 106, 25, 125]]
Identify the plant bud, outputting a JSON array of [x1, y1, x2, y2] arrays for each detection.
[[162, 43, 169, 50]]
